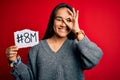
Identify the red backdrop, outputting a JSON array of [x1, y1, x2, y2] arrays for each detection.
[[0, 0, 120, 80]]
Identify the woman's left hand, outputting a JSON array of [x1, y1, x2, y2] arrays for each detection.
[[63, 8, 81, 33], [71, 8, 80, 33], [63, 8, 85, 41]]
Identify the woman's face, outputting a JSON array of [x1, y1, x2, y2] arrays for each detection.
[[53, 8, 73, 38]]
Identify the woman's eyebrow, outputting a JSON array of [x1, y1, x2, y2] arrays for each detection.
[[56, 16, 71, 20], [55, 16, 62, 19]]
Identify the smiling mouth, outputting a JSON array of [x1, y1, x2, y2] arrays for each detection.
[[58, 27, 67, 32], [58, 26, 71, 32]]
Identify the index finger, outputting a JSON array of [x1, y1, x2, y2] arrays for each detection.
[[62, 19, 72, 30], [67, 9, 73, 17], [6, 45, 18, 53], [9, 45, 18, 50]]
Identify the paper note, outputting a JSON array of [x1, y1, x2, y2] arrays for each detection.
[[14, 29, 39, 48]]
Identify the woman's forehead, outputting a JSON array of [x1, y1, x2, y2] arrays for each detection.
[[55, 8, 72, 18]]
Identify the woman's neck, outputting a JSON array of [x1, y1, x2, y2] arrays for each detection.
[[47, 35, 67, 53]]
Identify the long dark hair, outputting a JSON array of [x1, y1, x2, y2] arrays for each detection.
[[43, 3, 76, 40]]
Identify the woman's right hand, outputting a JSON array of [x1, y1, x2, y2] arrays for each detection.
[[6, 45, 19, 62]]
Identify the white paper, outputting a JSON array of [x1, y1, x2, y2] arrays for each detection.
[[14, 29, 39, 48]]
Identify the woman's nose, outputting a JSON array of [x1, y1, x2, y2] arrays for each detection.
[[61, 21, 66, 27], [61, 19, 67, 27]]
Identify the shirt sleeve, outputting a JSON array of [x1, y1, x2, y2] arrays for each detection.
[[75, 36, 103, 69], [10, 62, 34, 80], [10, 45, 39, 80]]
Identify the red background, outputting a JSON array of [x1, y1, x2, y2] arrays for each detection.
[[0, 0, 120, 80]]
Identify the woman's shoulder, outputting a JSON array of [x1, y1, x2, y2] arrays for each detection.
[[30, 40, 45, 50], [34, 39, 45, 46], [67, 38, 76, 43], [28, 40, 46, 56]]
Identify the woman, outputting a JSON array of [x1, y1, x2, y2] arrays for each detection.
[[6, 3, 103, 80]]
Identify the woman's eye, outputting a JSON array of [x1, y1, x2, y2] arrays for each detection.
[[67, 18, 72, 22], [55, 16, 63, 21], [56, 18, 62, 21]]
